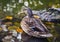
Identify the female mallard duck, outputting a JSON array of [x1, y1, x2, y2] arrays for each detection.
[[20, 6, 53, 42], [21, 7, 53, 38]]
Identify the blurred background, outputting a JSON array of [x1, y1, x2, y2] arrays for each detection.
[[0, 0, 60, 18], [0, 0, 60, 42]]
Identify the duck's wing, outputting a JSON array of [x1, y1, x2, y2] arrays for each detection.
[[21, 16, 53, 38]]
